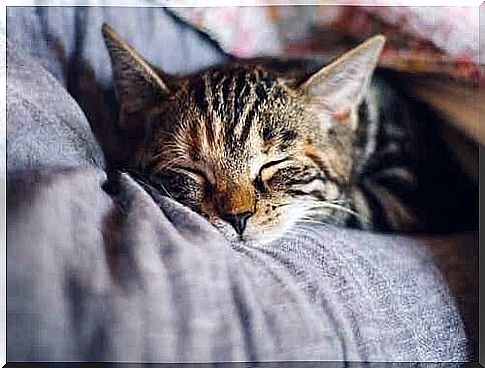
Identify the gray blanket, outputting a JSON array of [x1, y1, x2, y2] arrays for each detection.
[[7, 165, 468, 362], [6, 6, 473, 364]]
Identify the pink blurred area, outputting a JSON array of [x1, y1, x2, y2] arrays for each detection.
[[172, 5, 482, 84]]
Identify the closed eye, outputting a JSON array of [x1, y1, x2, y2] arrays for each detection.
[[257, 158, 291, 189], [172, 166, 207, 185], [259, 157, 290, 173]]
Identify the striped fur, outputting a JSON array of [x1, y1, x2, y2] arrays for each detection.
[[103, 25, 424, 244], [349, 86, 418, 231]]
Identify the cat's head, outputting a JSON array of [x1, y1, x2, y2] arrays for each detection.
[[102, 24, 385, 244]]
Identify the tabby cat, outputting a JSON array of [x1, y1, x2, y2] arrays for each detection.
[[101, 23, 473, 244]]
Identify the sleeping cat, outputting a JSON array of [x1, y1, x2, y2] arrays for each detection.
[[101, 23, 474, 244]]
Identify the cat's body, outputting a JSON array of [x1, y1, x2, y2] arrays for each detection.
[[102, 24, 477, 244]]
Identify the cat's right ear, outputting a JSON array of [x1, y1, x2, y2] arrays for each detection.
[[298, 35, 385, 131], [102, 23, 171, 121]]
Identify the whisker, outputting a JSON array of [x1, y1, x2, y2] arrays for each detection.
[[300, 201, 363, 219], [297, 218, 325, 225]]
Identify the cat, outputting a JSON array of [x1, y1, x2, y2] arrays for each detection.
[[101, 23, 476, 244]]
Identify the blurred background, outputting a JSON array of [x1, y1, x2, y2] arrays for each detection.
[[175, 5, 481, 80]]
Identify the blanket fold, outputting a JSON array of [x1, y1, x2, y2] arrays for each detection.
[[7, 167, 468, 362]]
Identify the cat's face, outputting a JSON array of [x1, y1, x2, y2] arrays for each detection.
[[102, 24, 385, 244], [135, 66, 356, 244]]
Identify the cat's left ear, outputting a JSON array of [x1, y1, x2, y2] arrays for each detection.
[[299, 35, 385, 129], [102, 23, 171, 122]]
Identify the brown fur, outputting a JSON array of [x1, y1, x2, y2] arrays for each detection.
[[102, 24, 385, 243]]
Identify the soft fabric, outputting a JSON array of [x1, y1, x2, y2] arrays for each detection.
[[5, 6, 228, 87], [171, 6, 283, 57], [6, 6, 229, 166], [175, 5, 481, 84], [6, 39, 105, 173], [5, 5, 474, 364], [7, 167, 468, 363]]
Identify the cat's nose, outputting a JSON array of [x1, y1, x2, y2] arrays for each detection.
[[220, 211, 253, 235]]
